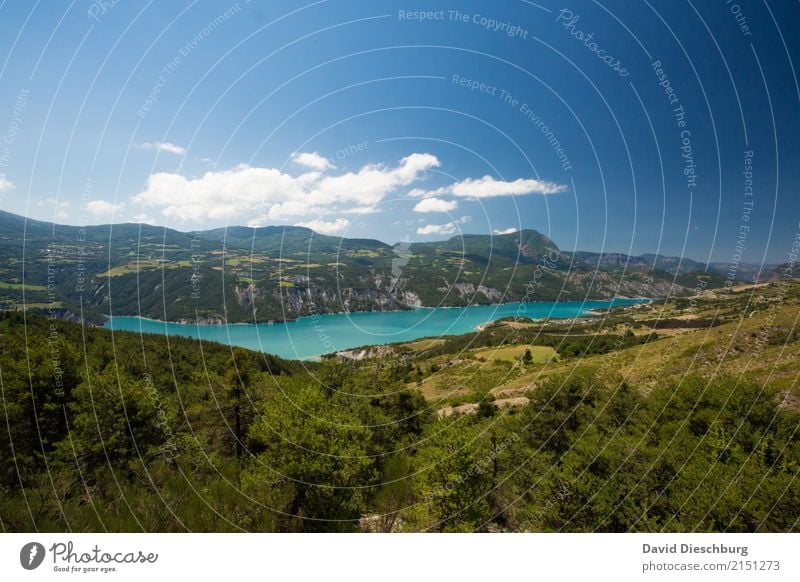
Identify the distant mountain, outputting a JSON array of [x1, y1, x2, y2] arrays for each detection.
[[749, 262, 795, 283], [0, 210, 762, 323], [638, 253, 708, 274]]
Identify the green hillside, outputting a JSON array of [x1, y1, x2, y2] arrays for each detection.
[[0, 210, 750, 323], [0, 281, 798, 532]]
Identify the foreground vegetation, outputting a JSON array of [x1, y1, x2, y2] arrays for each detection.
[[0, 281, 799, 532]]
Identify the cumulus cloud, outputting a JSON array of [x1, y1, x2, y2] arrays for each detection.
[[86, 200, 124, 216], [413, 197, 458, 213], [411, 175, 566, 199], [0, 174, 14, 192], [295, 218, 351, 235], [417, 222, 458, 236], [494, 227, 518, 235], [37, 197, 70, 220], [133, 153, 440, 223], [138, 141, 186, 155], [132, 213, 157, 225], [292, 151, 336, 171]]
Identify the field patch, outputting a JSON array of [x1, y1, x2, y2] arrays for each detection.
[[473, 344, 557, 364], [403, 338, 445, 352], [0, 281, 47, 291]]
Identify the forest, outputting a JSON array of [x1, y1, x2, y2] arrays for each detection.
[[1, 306, 798, 532]]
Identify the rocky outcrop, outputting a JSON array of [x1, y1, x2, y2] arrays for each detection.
[[272, 286, 407, 317], [235, 283, 261, 310], [176, 315, 227, 325], [438, 282, 504, 302], [35, 307, 92, 325], [565, 270, 690, 298]]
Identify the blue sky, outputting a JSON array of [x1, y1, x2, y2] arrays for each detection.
[[0, 0, 798, 264]]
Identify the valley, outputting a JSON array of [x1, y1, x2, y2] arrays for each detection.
[[0, 210, 761, 324], [1, 273, 797, 532]]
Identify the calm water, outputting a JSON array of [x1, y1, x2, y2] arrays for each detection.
[[104, 299, 643, 360]]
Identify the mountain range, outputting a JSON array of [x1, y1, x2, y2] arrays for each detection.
[[0, 209, 769, 323]]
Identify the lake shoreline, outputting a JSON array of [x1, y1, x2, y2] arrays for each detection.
[[103, 298, 649, 360], [103, 296, 652, 327]]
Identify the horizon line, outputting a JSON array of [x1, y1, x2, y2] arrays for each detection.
[[0, 208, 776, 268]]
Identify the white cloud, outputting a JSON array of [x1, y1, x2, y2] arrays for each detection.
[[292, 151, 336, 171], [417, 222, 457, 236], [494, 227, 518, 235], [411, 175, 566, 199], [37, 197, 70, 219], [341, 205, 381, 215], [86, 200, 124, 217], [138, 141, 186, 155], [133, 153, 441, 224], [0, 174, 15, 192], [132, 213, 157, 225], [295, 218, 351, 235], [413, 197, 457, 213]]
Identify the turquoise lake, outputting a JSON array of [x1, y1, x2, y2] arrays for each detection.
[[104, 299, 644, 360]]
